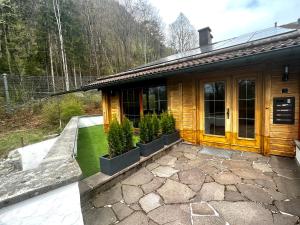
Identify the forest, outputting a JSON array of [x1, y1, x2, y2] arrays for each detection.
[[0, 0, 173, 90], [0, 0, 197, 158], [0, 0, 197, 103]]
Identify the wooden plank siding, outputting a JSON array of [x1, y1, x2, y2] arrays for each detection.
[[102, 90, 110, 132], [102, 90, 122, 132], [182, 78, 197, 143], [166, 59, 300, 157], [266, 58, 300, 157], [167, 80, 183, 132], [102, 56, 300, 157]]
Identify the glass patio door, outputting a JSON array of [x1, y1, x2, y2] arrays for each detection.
[[238, 80, 255, 139], [231, 75, 261, 152], [204, 81, 226, 136], [201, 79, 230, 146], [201, 76, 261, 152]]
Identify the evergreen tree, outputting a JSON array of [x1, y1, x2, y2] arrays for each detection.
[[108, 118, 125, 158], [122, 117, 134, 151]]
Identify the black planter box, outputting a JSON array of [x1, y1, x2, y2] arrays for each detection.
[[137, 136, 164, 157], [163, 130, 180, 145], [100, 147, 140, 176]]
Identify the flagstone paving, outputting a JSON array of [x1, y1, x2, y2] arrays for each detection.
[[82, 143, 300, 225]]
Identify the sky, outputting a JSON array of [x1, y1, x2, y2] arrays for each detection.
[[149, 0, 300, 42]]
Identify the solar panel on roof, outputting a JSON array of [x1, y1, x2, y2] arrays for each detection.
[[250, 27, 290, 41], [133, 26, 295, 70]]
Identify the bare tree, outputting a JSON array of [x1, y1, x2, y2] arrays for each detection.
[[168, 12, 197, 53], [83, 0, 100, 76], [53, 0, 69, 91], [48, 33, 56, 93], [0, 3, 13, 75], [128, 0, 165, 64], [73, 63, 77, 89]]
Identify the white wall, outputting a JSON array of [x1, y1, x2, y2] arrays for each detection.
[[17, 138, 57, 171], [78, 116, 103, 128], [296, 145, 300, 165], [0, 116, 103, 225], [0, 183, 83, 225]]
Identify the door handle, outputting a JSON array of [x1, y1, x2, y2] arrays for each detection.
[[227, 108, 230, 119]]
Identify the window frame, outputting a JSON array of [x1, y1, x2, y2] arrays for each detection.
[[204, 81, 226, 136], [121, 88, 141, 127], [238, 79, 256, 139], [142, 85, 168, 115], [120, 84, 168, 127]]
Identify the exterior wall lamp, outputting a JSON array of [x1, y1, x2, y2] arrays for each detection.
[[282, 65, 289, 82]]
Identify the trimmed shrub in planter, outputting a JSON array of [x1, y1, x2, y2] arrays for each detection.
[[100, 147, 140, 176], [161, 112, 180, 145], [100, 117, 140, 176], [107, 118, 125, 158], [139, 114, 153, 144], [137, 114, 164, 156], [163, 130, 180, 145], [137, 136, 164, 157], [152, 113, 160, 139], [122, 117, 134, 151]]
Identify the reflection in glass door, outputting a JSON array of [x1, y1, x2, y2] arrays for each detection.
[[238, 80, 255, 138], [204, 81, 225, 136]]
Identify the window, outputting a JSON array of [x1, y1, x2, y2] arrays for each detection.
[[121, 85, 167, 127], [204, 81, 225, 136], [122, 88, 140, 127], [143, 86, 167, 115], [238, 80, 255, 138]]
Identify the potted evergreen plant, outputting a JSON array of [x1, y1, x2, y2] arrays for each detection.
[[137, 113, 164, 156], [100, 117, 140, 176], [161, 112, 180, 145]]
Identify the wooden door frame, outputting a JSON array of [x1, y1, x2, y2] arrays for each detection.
[[231, 74, 263, 153], [197, 73, 263, 152], [199, 77, 231, 148]]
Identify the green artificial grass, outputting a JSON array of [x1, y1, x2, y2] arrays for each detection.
[[76, 125, 139, 177], [76, 125, 108, 177]]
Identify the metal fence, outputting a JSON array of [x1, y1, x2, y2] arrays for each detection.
[[0, 74, 98, 110]]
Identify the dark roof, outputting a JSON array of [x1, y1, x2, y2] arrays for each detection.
[[83, 26, 300, 90], [281, 20, 300, 30]]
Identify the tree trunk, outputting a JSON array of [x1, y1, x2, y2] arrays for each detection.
[[48, 33, 56, 93], [73, 63, 77, 89], [3, 24, 12, 75], [53, 0, 69, 91], [98, 33, 114, 74], [79, 65, 83, 86], [144, 32, 147, 64], [85, 3, 100, 76]]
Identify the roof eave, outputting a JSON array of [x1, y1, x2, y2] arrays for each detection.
[[82, 44, 300, 91], [89, 30, 300, 84]]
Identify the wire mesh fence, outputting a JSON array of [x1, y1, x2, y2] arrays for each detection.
[[0, 74, 98, 110]]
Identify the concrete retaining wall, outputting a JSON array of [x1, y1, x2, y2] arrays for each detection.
[[0, 117, 83, 225], [296, 141, 300, 165], [0, 183, 83, 225]]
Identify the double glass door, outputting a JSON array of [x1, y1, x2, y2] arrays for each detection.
[[201, 76, 260, 150]]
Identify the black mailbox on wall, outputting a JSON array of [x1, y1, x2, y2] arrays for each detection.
[[273, 97, 295, 124]]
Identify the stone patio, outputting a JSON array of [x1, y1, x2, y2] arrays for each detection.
[[82, 143, 300, 225]]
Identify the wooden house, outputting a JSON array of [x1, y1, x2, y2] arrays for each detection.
[[84, 21, 300, 157]]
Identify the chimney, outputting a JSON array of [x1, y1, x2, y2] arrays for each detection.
[[198, 27, 213, 47]]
